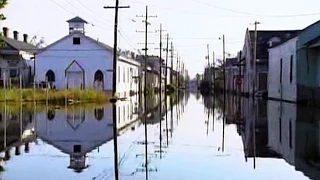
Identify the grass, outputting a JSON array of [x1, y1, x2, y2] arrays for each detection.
[[0, 88, 111, 104]]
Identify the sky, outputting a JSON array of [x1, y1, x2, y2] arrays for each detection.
[[1, 0, 320, 78]]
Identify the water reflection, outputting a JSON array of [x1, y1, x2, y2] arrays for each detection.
[[0, 92, 187, 179], [2, 91, 319, 180], [204, 94, 320, 180]]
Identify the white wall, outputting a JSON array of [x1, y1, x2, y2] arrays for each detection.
[[116, 57, 140, 98], [35, 33, 113, 90], [268, 37, 297, 102], [242, 30, 253, 94], [267, 101, 296, 165]]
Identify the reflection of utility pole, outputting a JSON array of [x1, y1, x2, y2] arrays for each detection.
[[222, 35, 226, 153], [252, 21, 260, 97], [104, 1, 130, 179]]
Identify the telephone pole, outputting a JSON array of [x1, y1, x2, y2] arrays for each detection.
[[104, 1, 130, 97], [252, 21, 260, 97], [136, 6, 157, 178], [207, 44, 210, 67], [170, 42, 174, 85], [103, 2, 130, 180]]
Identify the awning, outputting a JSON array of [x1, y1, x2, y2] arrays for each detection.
[[304, 35, 320, 48]]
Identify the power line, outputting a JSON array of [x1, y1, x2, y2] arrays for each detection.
[[189, 0, 320, 18]]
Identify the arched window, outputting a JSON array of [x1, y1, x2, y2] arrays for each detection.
[[94, 70, 104, 90], [94, 108, 104, 121], [47, 109, 55, 121], [45, 70, 55, 82]]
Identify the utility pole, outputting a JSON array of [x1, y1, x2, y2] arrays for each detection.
[[252, 21, 260, 97], [213, 51, 215, 90], [207, 44, 210, 67], [222, 34, 226, 153], [104, 1, 130, 97], [176, 52, 179, 88], [164, 33, 169, 144], [104, 2, 130, 180], [170, 42, 174, 85], [136, 6, 157, 178]]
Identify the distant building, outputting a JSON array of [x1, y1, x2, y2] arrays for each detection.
[[0, 27, 38, 87], [225, 57, 238, 93]]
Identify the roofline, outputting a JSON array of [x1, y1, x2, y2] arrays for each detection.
[[301, 19, 320, 31], [248, 29, 302, 32], [268, 36, 298, 49], [35, 32, 113, 56]]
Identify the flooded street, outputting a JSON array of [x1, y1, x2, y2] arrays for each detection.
[[0, 92, 319, 180]]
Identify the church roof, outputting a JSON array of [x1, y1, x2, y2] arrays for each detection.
[[67, 16, 88, 23]]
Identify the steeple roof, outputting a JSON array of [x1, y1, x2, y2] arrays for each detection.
[[67, 16, 88, 23]]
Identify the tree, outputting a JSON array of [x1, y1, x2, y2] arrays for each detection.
[[0, 0, 8, 46], [0, 0, 8, 21]]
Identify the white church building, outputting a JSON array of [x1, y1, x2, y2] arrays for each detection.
[[35, 16, 140, 96]]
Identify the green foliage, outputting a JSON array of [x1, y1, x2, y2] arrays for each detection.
[[0, 0, 7, 21], [166, 84, 176, 95], [0, 88, 110, 104]]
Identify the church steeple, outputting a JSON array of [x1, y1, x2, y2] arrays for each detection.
[[67, 16, 88, 34]]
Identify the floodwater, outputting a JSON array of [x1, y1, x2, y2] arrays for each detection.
[[0, 91, 319, 180]]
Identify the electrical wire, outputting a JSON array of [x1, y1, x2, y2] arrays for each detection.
[[189, 0, 320, 18]]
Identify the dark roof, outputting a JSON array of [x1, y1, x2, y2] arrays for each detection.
[[1, 36, 38, 53], [248, 30, 301, 59], [67, 16, 88, 23]]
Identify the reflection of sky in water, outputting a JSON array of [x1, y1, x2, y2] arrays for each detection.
[[0, 94, 314, 180]]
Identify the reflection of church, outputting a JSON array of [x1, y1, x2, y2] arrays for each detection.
[[36, 105, 113, 172]]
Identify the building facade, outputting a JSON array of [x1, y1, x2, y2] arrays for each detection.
[[0, 27, 38, 87], [268, 37, 299, 102], [241, 29, 300, 96], [35, 16, 140, 97]]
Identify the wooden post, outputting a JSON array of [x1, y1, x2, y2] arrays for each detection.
[[3, 71, 6, 102], [46, 77, 49, 106], [20, 74, 22, 102]]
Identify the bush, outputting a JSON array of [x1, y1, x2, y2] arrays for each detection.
[[0, 88, 110, 104]]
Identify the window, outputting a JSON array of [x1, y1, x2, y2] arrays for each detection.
[[118, 107, 121, 123], [123, 67, 125, 83], [289, 121, 292, 149], [279, 118, 282, 144], [118, 66, 120, 83], [73, 145, 81, 153], [73, 37, 81, 45], [280, 58, 283, 84], [290, 55, 293, 83], [9, 69, 18, 78], [127, 68, 130, 83]]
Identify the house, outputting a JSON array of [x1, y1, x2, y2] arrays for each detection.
[[136, 55, 166, 91], [241, 29, 300, 96], [35, 16, 139, 97], [225, 57, 238, 93], [268, 33, 300, 102], [0, 27, 38, 87], [296, 20, 320, 105]]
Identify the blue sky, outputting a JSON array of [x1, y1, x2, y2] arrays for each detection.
[[2, 0, 320, 77]]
